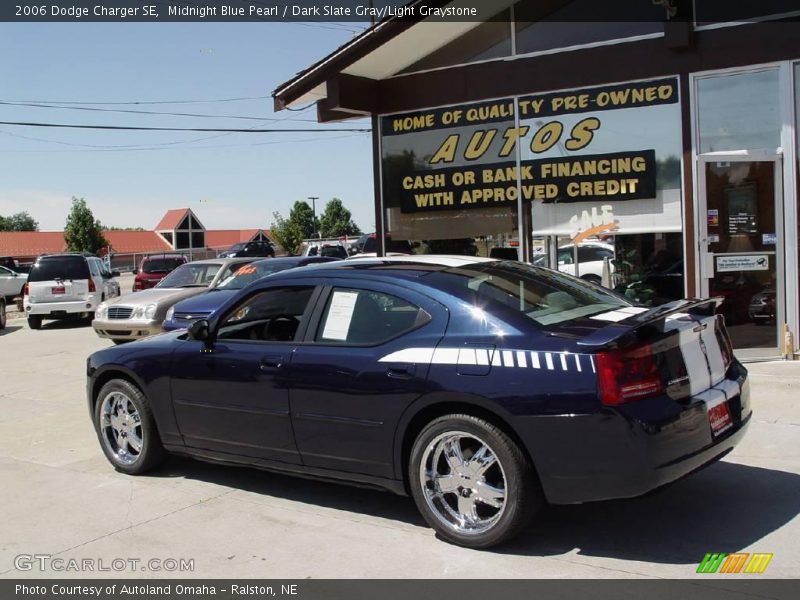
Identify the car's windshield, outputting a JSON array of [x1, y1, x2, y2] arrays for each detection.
[[157, 263, 222, 288], [227, 243, 245, 252], [216, 261, 296, 290], [142, 258, 183, 274], [28, 257, 90, 282], [432, 261, 629, 327]]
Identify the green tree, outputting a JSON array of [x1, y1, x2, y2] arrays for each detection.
[[269, 211, 304, 256], [318, 198, 361, 238], [63, 197, 107, 254], [288, 200, 317, 239], [0, 211, 38, 231]]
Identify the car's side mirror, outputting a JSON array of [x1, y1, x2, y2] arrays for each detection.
[[187, 319, 215, 350]]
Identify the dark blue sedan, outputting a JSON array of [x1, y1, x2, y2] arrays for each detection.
[[162, 256, 340, 331], [87, 256, 750, 548]]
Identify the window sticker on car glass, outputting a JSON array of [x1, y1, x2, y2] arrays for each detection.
[[321, 291, 359, 340], [236, 265, 257, 276]]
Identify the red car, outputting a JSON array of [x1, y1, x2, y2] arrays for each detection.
[[133, 254, 187, 291]]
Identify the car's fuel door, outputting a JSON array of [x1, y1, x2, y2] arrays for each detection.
[[456, 343, 497, 376]]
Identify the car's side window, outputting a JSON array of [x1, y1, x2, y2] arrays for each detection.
[[578, 247, 613, 262], [217, 286, 316, 343], [88, 259, 100, 277], [557, 249, 574, 265], [0, 266, 11, 277], [315, 288, 430, 346]]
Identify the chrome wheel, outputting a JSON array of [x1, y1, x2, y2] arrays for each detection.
[[99, 390, 143, 466], [419, 431, 507, 535]]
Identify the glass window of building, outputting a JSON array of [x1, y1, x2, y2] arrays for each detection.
[[697, 69, 781, 153]]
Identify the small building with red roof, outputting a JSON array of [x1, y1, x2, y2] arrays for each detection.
[[0, 208, 274, 266]]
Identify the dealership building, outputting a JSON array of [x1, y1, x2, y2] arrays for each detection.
[[274, 0, 800, 358]]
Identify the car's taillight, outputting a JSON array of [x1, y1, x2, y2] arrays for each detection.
[[88, 279, 96, 293], [596, 344, 664, 406], [22, 283, 28, 297]]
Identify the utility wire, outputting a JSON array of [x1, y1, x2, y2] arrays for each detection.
[[0, 132, 368, 153], [0, 101, 317, 122], [3, 95, 272, 106], [0, 121, 371, 133]]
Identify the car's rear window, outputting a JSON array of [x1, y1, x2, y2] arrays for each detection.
[[363, 237, 413, 254], [431, 261, 629, 326], [28, 257, 90, 282], [142, 257, 184, 274]]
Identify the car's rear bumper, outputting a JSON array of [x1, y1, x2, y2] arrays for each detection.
[[92, 319, 162, 340], [519, 366, 750, 505], [25, 298, 99, 316]]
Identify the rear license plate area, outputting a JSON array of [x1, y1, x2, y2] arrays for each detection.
[[51, 286, 66, 295], [708, 401, 733, 437]]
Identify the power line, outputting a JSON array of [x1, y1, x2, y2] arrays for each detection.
[[3, 95, 272, 106], [0, 120, 371, 133], [0, 101, 317, 122], [0, 132, 369, 153]]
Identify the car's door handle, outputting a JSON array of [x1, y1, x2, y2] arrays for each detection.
[[386, 364, 415, 379], [260, 356, 285, 370]]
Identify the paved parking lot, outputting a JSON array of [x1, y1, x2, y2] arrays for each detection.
[[1, 286, 799, 579]]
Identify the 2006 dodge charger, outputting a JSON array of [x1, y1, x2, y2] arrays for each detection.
[[86, 256, 749, 548]]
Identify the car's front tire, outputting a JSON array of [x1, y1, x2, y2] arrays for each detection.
[[0, 299, 6, 330], [94, 378, 166, 475], [409, 414, 543, 548]]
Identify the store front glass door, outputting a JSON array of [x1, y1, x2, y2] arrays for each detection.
[[699, 156, 784, 355]]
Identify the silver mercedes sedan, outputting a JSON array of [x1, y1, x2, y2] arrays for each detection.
[[92, 258, 254, 344]]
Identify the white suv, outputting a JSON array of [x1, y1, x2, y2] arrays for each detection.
[[534, 242, 615, 284], [23, 254, 120, 329]]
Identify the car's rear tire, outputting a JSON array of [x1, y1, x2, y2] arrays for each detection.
[[94, 378, 166, 475], [27, 315, 42, 330], [409, 414, 543, 548]]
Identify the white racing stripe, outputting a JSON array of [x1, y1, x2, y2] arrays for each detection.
[[379, 346, 593, 373], [694, 387, 727, 410], [716, 378, 741, 400], [664, 316, 710, 396], [700, 317, 727, 386]]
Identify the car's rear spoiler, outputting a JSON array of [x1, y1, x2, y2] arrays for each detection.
[[577, 297, 723, 350]]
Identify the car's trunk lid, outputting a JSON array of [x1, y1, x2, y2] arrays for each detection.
[[574, 298, 731, 400]]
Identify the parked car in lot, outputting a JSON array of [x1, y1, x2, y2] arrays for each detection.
[[0, 264, 27, 300], [218, 241, 275, 259], [162, 256, 340, 331], [133, 254, 187, 291], [24, 253, 120, 330], [533, 241, 614, 284], [301, 242, 349, 259], [93, 258, 253, 343], [87, 255, 749, 548], [748, 288, 776, 325]]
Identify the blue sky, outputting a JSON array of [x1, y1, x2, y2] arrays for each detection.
[[0, 23, 374, 232]]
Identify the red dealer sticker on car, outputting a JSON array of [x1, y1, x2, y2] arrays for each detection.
[[51, 286, 65, 295], [708, 401, 733, 437]]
